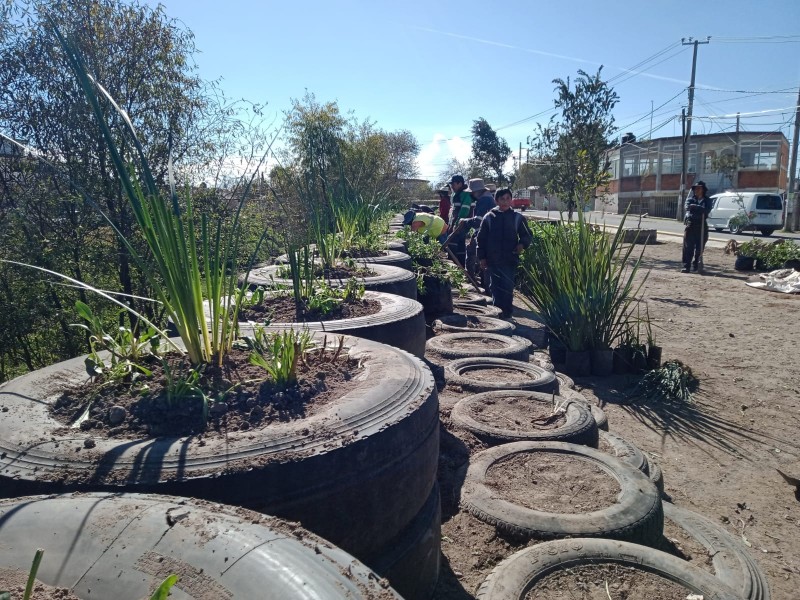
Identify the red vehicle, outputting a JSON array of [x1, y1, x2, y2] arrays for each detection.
[[511, 196, 531, 211]]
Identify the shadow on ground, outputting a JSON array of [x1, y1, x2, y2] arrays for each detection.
[[579, 374, 800, 459]]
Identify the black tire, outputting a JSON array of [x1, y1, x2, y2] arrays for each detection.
[[462, 441, 663, 545], [238, 291, 426, 358], [451, 290, 488, 305], [426, 333, 531, 365], [387, 239, 408, 253], [371, 483, 442, 600], [645, 453, 665, 493], [451, 390, 598, 447], [445, 357, 557, 393], [452, 302, 503, 318], [663, 502, 771, 600], [433, 314, 515, 336], [760, 228, 775, 237], [554, 370, 575, 390], [560, 388, 609, 431], [0, 334, 439, 568], [729, 220, 744, 234], [349, 250, 413, 271], [531, 351, 555, 372], [245, 262, 418, 300], [0, 493, 402, 600], [599, 430, 649, 475], [476, 537, 742, 600]]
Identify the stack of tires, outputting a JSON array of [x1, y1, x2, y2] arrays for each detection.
[[426, 314, 769, 600]]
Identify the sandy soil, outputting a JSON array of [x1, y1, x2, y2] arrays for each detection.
[[433, 238, 800, 599]]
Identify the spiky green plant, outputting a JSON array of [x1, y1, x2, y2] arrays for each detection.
[[632, 359, 699, 403], [519, 211, 648, 352], [42, 23, 274, 367], [246, 328, 313, 388]]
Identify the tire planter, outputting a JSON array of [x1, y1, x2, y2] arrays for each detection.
[[554, 370, 575, 390], [275, 250, 414, 272], [426, 333, 531, 365], [0, 493, 402, 600], [432, 315, 515, 336], [0, 333, 439, 585], [387, 239, 408, 253], [599, 430, 649, 475], [462, 441, 663, 545], [451, 289, 488, 305], [372, 482, 442, 600], [663, 502, 771, 600], [445, 357, 557, 394], [245, 262, 418, 300], [530, 351, 555, 372], [238, 291, 426, 359], [451, 390, 598, 447], [560, 387, 609, 431], [476, 538, 742, 600], [452, 302, 503, 318], [646, 453, 665, 492]]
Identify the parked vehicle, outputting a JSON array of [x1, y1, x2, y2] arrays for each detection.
[[707, 191, 783, 236], [511, 196, 531, 211]]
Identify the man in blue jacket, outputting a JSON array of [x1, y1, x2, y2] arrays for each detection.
[[477, 188, 532, 318]]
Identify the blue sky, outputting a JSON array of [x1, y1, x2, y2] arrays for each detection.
[[148, 0, 800, 184]]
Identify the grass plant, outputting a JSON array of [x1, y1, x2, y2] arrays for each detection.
[[519, 211, 647, 352], [631, 359, 699, 404], [246, 328, 313, 388]]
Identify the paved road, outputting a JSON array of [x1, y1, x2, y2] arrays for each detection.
[[522, 208, 800, 247]]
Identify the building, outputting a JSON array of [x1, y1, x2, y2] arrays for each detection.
[[602, 131, 789, 218]]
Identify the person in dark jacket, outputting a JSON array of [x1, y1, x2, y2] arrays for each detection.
[[682, 181, 712, 273], [476, 188, 532, 318], [465, 178, 496, 286], [446, 174, 473, 267]]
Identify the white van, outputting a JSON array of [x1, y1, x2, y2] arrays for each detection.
[[707, 191, 784, 236]]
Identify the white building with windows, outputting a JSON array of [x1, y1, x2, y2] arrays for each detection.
[[602, 131, 789, 217]]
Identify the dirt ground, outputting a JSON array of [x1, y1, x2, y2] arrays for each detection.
[[432, 238, 800, 599]]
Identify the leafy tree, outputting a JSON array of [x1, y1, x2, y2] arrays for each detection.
[[0, 0, 208, 380], [470, 118, 511, 184], [531, 68, 618, 208]]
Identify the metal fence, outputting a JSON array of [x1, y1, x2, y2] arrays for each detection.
[[618, 195, 680, 219]]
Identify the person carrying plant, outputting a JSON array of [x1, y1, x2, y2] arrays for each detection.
[[682, 180, 712, 273], [447, 174, 474, 267], [477, 188, 532, 318]]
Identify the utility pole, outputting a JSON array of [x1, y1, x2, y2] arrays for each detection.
[[783, 84, 800, 232], [676, 36, 710, 221]]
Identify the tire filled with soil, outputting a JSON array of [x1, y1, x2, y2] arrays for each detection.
[[0, 493, 402, 600], [0, 333, 439, 596], [477, 537, 742, 600], [451, 390, 599, 447], [461, 441, 664, 545], [445, 357, 557, 394], [433, 314, 515, 336], [452, 302, 503, 318], [426, 332, 531, 365]]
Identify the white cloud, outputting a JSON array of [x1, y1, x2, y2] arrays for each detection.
[[416, 134, 472, 184]]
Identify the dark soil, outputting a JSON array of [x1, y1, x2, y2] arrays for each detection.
[[238, 294, 380, 323], [485, 452, 620, 514], [525, 563, 694, 599], [467, 395, 567, 431], [49, 347, 359, 439], [0, 569, 82, 600]]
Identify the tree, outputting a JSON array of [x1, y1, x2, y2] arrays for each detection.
[[0, 0, 208, 380], [471, 118, 511, 184], [531, 68, 618, 209]]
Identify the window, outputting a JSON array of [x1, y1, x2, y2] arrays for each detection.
[[621, 146, 656, 176], [755, 195, 782, 210], [741, 142, 779, 170], [660, 144, 696, 174]]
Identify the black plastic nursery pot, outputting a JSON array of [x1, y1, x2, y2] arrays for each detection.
[[418, 274, 453, 320], [0, 493, 403, 600], [0, 333, 440, 598]]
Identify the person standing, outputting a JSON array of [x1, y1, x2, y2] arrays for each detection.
[[477, 188, 532, 318], [446, 174, 474, 266], [682, 180, 712, 273], [465, 178, 496, 286], [437, 186, 451, 220]]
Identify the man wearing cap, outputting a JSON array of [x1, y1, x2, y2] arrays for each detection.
[[446, 174, 474, 266], [682, 180, 712, 273], [402, 209, 449, 241]]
